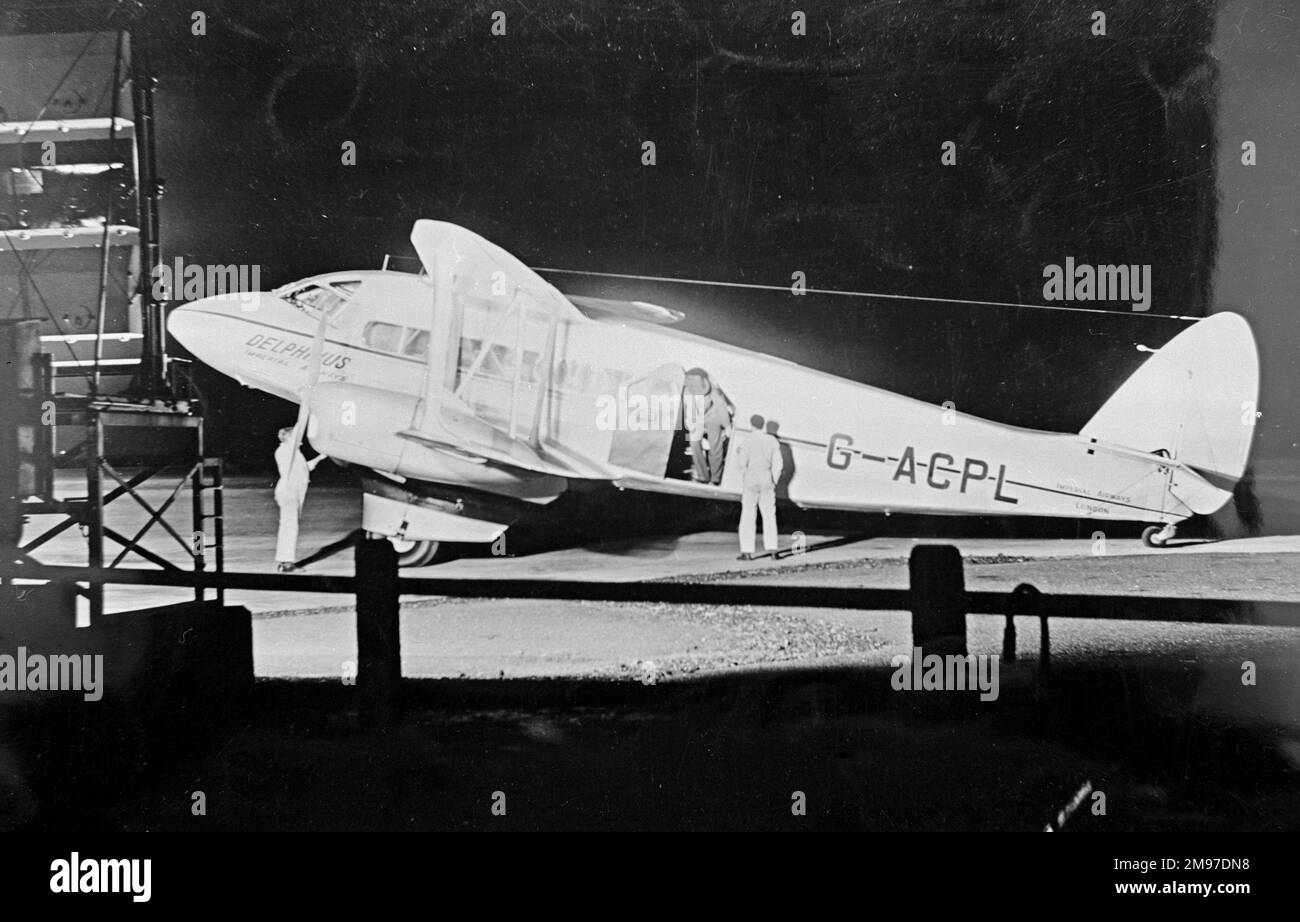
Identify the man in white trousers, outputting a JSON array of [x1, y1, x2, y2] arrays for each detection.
[[274, 426, 326, 572], [734, 414, 783, 560]]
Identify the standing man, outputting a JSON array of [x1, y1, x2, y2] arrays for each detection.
[[684, 368, 734, 484], [735, 414, 783, 560], [274, 426, 326, 573]]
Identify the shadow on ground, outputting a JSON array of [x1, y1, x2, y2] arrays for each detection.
[[6, 655, 1299, 832]]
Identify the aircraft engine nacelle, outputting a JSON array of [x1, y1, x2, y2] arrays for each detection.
[[307, 383, 411, 472], [306, 382, 567, 503]]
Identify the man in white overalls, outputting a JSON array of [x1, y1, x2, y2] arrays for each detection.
[[274, 427, 325, 572], [734, 414, 783, 560]]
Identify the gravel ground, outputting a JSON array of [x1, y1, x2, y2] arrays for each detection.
[[253, 595, 889, 680], [693, 550, 1300, 600], [504, 599, 886, 682], [252, 548, 1300, 681]]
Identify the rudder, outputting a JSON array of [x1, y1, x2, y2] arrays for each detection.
[[1080, 312, 1259, 490]]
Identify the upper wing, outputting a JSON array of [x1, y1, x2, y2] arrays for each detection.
[[409, 220, 587, 325], [566, 295, 685, 325], [403, 220, 603, 479]]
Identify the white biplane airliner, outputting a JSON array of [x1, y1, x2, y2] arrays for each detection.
[[168, 221, 1259, 566]]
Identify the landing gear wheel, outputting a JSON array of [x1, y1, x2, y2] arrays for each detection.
[[389, 538, 441, 567], [1141, 524, 1176, 548]]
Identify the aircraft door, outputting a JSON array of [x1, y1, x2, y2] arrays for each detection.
[[607, 364, 686, 477]]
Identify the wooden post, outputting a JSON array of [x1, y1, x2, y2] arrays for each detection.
[[355, 535, 401, 724], [1039, 613, 1051, 679], [1012, 583, 1047, 682], [908, 544, 967, 656]]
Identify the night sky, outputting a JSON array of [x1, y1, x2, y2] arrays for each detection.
[[5, 0, 1296, 532]]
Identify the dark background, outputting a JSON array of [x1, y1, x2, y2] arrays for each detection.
[[5, 0, 1296, 531]]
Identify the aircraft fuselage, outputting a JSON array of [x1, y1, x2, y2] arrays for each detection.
[[169, 267, 1203, 532]]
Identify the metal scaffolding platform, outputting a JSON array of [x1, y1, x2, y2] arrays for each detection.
[[13, 391, 224, 620], [1, 27, 222, 624]]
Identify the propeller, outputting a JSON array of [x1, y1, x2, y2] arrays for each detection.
[[285, 306, 330, 477]]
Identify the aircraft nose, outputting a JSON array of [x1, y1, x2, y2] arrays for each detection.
[[167, 292, 266, 358], [166, 300, 207, 353]]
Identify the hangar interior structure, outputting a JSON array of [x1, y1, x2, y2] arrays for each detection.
[[1, 25, 243, 713]]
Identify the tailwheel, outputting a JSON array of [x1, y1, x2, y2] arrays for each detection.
[[389, 537, 442, 567], [1141, 524, 1177, 548]]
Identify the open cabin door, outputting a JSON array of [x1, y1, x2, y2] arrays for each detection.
[[607, 363, 685, 477]]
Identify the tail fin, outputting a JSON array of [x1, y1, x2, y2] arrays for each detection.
[[1080, 312, 1259, 491]]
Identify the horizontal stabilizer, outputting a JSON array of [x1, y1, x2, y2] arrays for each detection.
[[1168, 466, 1231, 515]]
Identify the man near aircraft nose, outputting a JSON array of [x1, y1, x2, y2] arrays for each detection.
[[685, 368, 734, 484], [274, 427, 326, 573], [735, 414, 783, 559]]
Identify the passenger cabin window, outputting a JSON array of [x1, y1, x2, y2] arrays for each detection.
[[402, 328, 429, 359], [482, 344, 513, 378], [518, 350, 542, 383], [360, 322, 430, 359], [364, 321, 403, 353], [458, 338, 482, 376]]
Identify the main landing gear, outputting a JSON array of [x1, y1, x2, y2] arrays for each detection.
[[389, 537, 442, 567], [1141, 523, 1178, 548]]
